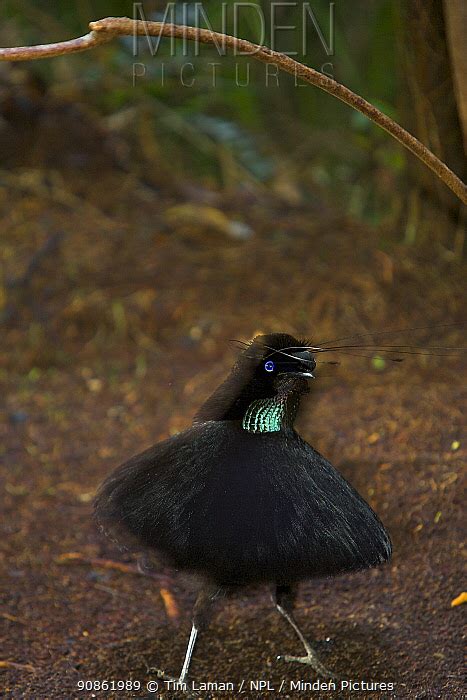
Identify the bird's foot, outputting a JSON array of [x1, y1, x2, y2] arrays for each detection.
[[153, 668, 178, 682], [277, 649, 336, 679], [146, 670, 199, 698], [306, 637, 334, 653]]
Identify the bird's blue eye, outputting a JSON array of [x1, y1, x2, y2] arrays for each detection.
[[264, 360, 275, 372]]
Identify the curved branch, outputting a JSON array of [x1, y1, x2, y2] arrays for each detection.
[[1, 16, 466, 205], [0, 30, 113, 60]]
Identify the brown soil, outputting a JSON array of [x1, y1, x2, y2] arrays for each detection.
[[0, 94, 465, 700]]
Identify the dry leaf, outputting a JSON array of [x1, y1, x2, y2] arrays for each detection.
[[451, 592, 467, 607], [159, 588, 180, 621]]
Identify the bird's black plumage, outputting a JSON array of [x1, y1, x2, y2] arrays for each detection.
[[94, 333, 392, 678], [95, 333, 391, 580]]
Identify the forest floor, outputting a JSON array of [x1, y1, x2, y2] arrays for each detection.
[[0, 84, 466, 700]]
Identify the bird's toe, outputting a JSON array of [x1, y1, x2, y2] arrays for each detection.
[[277, 652, 337, 679]]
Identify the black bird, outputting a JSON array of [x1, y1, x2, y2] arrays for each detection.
[[94, 333, 392, 680]]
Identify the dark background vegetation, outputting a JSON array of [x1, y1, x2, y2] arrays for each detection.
[[0, 1, 465, 698]]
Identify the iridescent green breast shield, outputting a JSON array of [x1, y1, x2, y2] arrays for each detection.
[[242, 396, 299, 433]]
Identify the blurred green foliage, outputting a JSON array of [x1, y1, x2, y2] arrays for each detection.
[[2, 0, 405, 223]]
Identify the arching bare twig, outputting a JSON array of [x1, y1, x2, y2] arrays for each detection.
[[0, 16, 466, 204]]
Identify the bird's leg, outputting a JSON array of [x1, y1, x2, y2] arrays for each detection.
[[178, 586, 224, 684], [153, 586, 223, 691], [274, 584, 335, 678]]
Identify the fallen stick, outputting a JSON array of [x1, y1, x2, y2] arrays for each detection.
[[55, 552, 180, 620], [0, 660, 36, 672]]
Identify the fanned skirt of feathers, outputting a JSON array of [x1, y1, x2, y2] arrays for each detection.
[[95, 422, 391, 587]]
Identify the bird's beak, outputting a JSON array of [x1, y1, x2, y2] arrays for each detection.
[[287, 370, 315, 379]]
